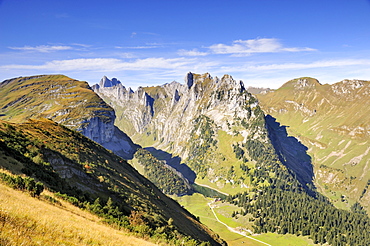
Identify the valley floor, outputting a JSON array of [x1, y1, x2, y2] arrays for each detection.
[[175, 192, 318, 246]]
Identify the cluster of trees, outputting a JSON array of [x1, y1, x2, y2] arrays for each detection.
[[0, 136, 89, 202], [229, 188, 369, 246], [227, 112, 370, 245], [227, 117, 369, 245], [0, 172, 44, 197], [54, 192, 210, 246], [134, 148, 191, 196], [360, 179, 370, 199], [239, 136, 303, 192], [187, 115, 218, 178], [232, 143, 245, 160]]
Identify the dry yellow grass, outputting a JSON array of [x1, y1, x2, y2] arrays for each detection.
[[0, 183, 158, 246]]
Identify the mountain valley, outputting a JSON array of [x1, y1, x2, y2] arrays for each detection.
[[93, 73, 370, 245], [1, 73, 369, 246]]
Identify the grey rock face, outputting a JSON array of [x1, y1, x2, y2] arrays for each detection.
[[93, 73, 261, 159], [99, 76, 122, 87], [79, 110, 138, 160]]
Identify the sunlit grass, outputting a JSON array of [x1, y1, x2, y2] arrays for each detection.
[[175, 193, 316, 246], [0, 183, 158, 246]]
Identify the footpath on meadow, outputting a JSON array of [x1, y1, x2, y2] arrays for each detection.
[[207, 201, 271, 246]]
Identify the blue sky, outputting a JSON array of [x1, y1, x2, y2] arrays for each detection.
[[1, 0, 370, 89]]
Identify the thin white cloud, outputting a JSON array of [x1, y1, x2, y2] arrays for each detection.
[[115, 52, 136, 59], [71, 43, 92, 48], [125, 45, 160, 49], [209, 38, 316, 56], [204, 59, 370, 79], [9, 45, 73, 53], [0, 57, 199, 72], [178, 49, 208, 56], [247, 59, 370, 71]]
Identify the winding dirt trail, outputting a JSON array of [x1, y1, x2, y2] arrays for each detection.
[[207, 202, 271, 246]]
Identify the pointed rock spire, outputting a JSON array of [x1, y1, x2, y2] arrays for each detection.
[[185, 72, 194, 89]]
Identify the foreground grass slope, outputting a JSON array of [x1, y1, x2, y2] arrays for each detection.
[[0, 183, 157, 246], [0, 118, 224, 245]]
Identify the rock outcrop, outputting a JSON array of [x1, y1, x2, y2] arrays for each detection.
[[94, 73, 261, 155], [0, 75, 138, 159], [93, 73, 272, 186]]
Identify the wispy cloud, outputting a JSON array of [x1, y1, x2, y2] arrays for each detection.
[[1, 57, 199, 72], [246, 59, 370, 71], [71, 43, 92, 48], [8, 45, 73, 53], [120, 45, 160, 49], [178, 49, 208, 57], [209, 38, 316, 56]]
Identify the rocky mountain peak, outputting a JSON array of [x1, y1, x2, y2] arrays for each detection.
[[329, 79, 369, 99], [295, 78, 321, 88], [94, 72, 263, 162], [218, 74, 246, 92], [99, 76, 122, 88], [341, 79, 364, 86], [282, 77, 321, 90], [247, 86, 272, 95]]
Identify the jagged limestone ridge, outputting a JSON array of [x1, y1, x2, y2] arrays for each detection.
[[94, 73, 297, 192]]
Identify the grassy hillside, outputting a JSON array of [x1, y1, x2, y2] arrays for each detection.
[[256, 77, 370, 213], [0, 182, 157, 246], [0, 75, 114, 129], [0, 118, 224, 245]]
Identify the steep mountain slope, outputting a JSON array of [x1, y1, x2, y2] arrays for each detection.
[[0, 75, 138, 159], [0, 118, 224, 245], [255, 77, 370, 212], [94, 73, 285, 193]]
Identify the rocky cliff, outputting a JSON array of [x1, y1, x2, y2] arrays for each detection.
[[93, 73, 297, 193], [0, 75, 138, 159], [94, 73, 261, 152]]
